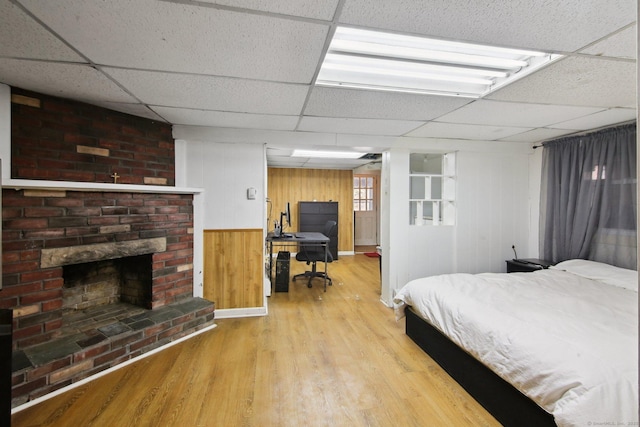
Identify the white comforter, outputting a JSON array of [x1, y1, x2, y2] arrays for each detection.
[[393, 260, 638, 427]]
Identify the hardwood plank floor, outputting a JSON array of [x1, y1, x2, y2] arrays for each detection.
[[12, 254, 500, 427]]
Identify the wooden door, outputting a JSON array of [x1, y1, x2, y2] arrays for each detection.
[[354, 175, 378, 246]]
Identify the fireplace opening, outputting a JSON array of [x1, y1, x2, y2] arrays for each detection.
[[62, 254, 153, 313]]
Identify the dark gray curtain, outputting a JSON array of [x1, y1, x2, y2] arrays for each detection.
[[540, 123, 637, 269]]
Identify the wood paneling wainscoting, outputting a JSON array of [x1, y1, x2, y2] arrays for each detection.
[[267, 168, 354, 253], [203, 229, 263, 309]]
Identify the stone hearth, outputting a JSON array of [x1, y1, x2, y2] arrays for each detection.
[[11, 297, 214, 408]]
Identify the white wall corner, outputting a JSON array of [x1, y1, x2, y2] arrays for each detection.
[[173, 139, 188, 188], [192, 193, 204, 299], [528, 148, 543, 258], [0, 84, 11, 182]]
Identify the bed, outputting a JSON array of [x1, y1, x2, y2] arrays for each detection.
[[393, 259, 638, 427]]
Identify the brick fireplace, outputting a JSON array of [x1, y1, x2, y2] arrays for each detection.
[[2, 189, 198, 349], [2, 88, 214, 407], [2, 189, 214, 407]]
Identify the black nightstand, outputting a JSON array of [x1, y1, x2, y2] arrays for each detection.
[[506, 258, 553, 273]]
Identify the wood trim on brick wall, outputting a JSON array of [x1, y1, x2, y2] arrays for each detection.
[[40, 237, 167, 268]]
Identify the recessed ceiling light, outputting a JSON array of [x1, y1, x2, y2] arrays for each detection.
[[316, 27, 563, 98], [291, 149, 365, 159]]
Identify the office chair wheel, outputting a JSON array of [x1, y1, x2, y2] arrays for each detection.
[[307, 281, 312, 288]]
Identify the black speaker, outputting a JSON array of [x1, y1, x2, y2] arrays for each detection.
[[275, 251, 290, 292]]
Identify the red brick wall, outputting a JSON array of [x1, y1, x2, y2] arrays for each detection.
[[0, 189, 194, 350], [11, 88, 175, 186]]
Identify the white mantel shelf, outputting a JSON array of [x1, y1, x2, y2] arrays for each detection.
[[2, 179, 203, 194]]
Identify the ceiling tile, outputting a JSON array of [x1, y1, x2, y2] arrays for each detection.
[[498, 128, 576, 143], [103, 68, 310, 115], [304, 87, 472, 121], [0, 0, 636, 170], [195, 0, 340, 20], [298, 116, 423, 136], [339, 0, 636, 52], [488, 56, 637, 108], [548, 108, 637, 131], [0, 1, 84, 61], [580, 24, 637, 59], [153, 106, 300, 130], [19, 0, 329, 83], [407, 122, 532, 140], [435, 100, 605, 128], [0, 59, 136, 103]]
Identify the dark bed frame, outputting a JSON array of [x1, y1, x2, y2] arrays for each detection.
[[405, 306, 557, 427]]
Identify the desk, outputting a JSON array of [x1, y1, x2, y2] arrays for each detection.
[[266, 232, 330, 291]]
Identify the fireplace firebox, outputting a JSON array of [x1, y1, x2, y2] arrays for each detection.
[[62, 254, 153, 313]]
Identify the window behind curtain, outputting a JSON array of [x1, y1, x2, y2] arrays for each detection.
[[539, 123, 637, 269]]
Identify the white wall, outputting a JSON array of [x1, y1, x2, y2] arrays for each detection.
[[455, 151, 531, 273], [177, 139, 265, 229], [0, 84, 10, 180], [528, 148, 543, 257], [380, 141, 538, 305], [380, 148, 410, 303]]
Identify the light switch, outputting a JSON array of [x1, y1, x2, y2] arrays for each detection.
[[247, 187, 257, 200]]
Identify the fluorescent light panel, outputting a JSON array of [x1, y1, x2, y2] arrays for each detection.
[[316, 27, 563, 98], [291, 149, 365, 159]]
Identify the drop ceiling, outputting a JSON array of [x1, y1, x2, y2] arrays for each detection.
[[0, 0, 636, 169]]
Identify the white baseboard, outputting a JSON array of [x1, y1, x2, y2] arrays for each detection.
[[379, 297, 393, 308], [214, 306, 268, 319]]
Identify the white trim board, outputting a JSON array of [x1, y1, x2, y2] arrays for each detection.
[[214, 306, 268, 319]]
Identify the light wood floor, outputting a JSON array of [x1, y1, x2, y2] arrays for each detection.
[[12, 254, 500, 427]]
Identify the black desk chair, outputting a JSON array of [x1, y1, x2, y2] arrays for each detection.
[[293, 220, 337, 288]]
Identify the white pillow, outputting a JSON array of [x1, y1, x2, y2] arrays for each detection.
[[551, 259, 638, 292]]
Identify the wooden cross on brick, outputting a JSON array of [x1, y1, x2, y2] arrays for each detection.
[[111, 172, 120, 183]]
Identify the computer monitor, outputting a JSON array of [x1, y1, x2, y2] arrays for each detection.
[[280, 202, 291, 231]]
